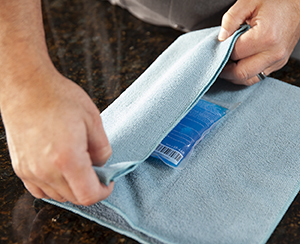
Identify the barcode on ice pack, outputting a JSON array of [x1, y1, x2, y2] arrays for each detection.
[[154, 144, 183, 165]]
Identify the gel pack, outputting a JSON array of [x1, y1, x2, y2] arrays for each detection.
[[151, 98, 230, 169]]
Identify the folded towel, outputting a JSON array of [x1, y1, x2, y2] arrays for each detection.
[[45, 26, 300, 244], [94, 25, 249, 185]]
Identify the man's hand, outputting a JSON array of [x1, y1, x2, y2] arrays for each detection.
[[0, 0, 113, 205], [1, 68, 114, 206], [218, 0, 300, 85]]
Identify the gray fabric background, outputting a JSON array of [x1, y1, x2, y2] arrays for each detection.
[[109, 0, 236, 31]]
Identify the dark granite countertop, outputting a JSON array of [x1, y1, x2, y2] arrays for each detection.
[[1, 0, 300, 243]]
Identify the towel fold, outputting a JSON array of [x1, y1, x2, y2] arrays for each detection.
[[45, 25, 300, 244], [95, 25, 249, 185]]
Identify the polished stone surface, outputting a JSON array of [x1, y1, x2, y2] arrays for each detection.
[[1, 0, 300, 243]]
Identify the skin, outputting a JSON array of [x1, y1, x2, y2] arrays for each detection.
[[218, 0, 300, 86], [1, 0, 300, 205], [0, 0, 114, 206]]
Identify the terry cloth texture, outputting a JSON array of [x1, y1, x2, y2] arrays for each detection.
[[94, 25, 249, 186], [45, 26, 300, 244]]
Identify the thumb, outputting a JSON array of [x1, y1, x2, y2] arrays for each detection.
[[87, 114, 112, 166], [218, 0, 256, 41]]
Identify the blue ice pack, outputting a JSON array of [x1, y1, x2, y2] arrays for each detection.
[[151, 98, 230, 169]]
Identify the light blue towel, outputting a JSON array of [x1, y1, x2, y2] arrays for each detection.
[[94, 25, 249, 185], [45, 26, 300, 244]]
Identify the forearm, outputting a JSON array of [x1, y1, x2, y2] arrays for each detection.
[[0, 0, 55, 106], [0, 0, 113, 205]]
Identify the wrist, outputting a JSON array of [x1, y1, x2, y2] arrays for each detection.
[[0, 44, 61, 118]]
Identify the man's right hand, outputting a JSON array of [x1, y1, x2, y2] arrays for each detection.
[[1, 68, 114, 206], [0, 0, 114, 206]]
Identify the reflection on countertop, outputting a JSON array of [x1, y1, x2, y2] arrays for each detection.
[[1, 0, 300, 243]]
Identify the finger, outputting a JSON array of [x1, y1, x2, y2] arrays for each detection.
[[86, 114, 112, 167], [219, 52, 275, 85], [22, 160, 80, 204], [63, 152, 114, 206], [23, 180, 48, 199], [218, 0, 256, 41], [34, 182, 67, 202], [46, 175, 80, 204], [230, 15, 283, 61], [230, 27, 261, 61]]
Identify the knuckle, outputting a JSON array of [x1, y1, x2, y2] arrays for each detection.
[[99, 145, 112, 162], [231, 50, 240, 61], [23, 181, 45, 198], [52, 150, 74, 171], [31, 166, 48, 181], [244, 78, 257, 86], [279, 57, 289, 69], [31, 190, 45, 199], [105, 146, 113, 158], [264, 30, 279, 47], [78, 196, 98, 206], [12, 165, 22, 178], [90, 114, 103, 132], [52, 195, 66, 203], [271, 48, 288, 63], [76, 187, 106, 206], [14, 164, 33, 181], [53, 156, 66, 171], [235, 68, 249, 82]]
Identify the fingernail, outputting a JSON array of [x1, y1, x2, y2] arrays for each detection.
[[218, 27, 229, 41]]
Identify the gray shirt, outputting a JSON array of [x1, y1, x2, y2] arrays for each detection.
[[109, 0, 235, 31]]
